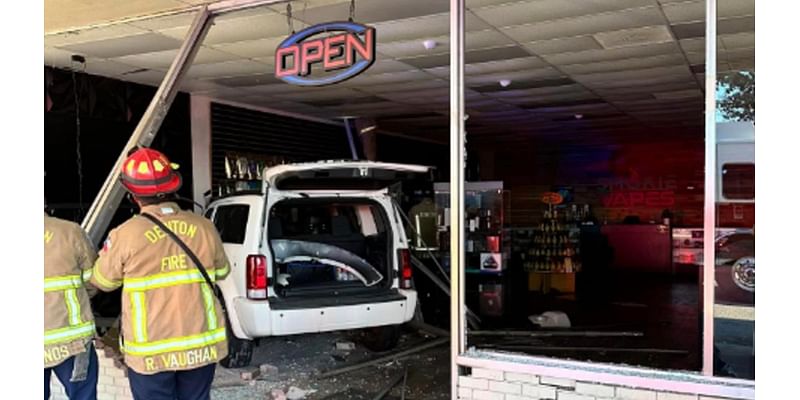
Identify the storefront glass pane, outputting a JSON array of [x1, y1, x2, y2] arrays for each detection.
[[713, 0, 755, 380], [447, 0, 723, 372]]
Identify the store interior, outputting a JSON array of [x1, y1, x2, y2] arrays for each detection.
[[45, 0, 754, 381]]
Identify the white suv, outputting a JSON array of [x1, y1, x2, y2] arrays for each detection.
[[204, 161, 429, 367]]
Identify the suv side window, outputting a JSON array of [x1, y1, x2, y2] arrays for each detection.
[[213, 205, 250, 244], [722, 163, 755, 200]]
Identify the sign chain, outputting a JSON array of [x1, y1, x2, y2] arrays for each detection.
[[286, 3, 294, 34]]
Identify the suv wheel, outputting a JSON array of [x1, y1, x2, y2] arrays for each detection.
[[218, 298, 254, 368], [360, 325, 401, 352]]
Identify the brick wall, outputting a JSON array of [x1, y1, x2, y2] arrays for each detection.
[[49, 342, 133, 400], [458, 367, 741, 400]]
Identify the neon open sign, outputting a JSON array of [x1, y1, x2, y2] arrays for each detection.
[[274, 21, 376, 86]]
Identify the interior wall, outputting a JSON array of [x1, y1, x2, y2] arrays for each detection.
[[44, 67, 193, 227]]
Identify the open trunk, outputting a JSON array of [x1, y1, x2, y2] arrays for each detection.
[[268, 198, 394, 299]]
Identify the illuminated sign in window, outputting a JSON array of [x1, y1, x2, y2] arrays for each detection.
[[274, 21, 376, 86]]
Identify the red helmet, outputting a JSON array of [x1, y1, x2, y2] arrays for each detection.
[[120, 148, 182, 197]]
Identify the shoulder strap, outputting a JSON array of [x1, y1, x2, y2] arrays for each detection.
[[140, 213, 215, 289]]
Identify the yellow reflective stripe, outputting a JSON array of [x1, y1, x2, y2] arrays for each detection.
[[215, 264, 230, 278], [123, 270, 214, 292], [82, 269, 92, 282], [64, 289, 82, 326], [122, 327, 226, 356], [44, 321, 95, 345], [92, 261, 121, 290], [200, 284, 218, 331], [130, 292, 148, 343], [44, 275, 82, 292]]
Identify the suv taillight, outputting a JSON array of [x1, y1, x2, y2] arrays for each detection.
[[246, 255, 268, 299], [398, 249, 412, 289]]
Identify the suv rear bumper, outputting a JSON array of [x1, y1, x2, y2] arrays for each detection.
[[231, 289, 417, 339]]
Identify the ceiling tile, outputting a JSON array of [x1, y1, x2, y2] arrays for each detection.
[[560, 53, 686, 75], [464, 67, 561, 85], [270, 0, 448, 26], [186, 60, 270, 79], [85, 59, 144, 77], [543, 41, 680, 65], [662, 0, 754, 24], [465, 56, 546, 75], [471, 0, 654, 28], [212, 73, 282, 87], [45, 46, 81, 67], [720, 32, 755, 50], [369, 13, 491, 43], [484, 83, 588, 98], [661, 1, 704, 24], [500, 7, 664, 42], [593, 26, 674, 49], [46, 23, 151, 47], [472, 77, 575, 93], [116, 68, 168, 86], [401, 45, 529, 69], [671, 16, 755, 40], [336, 70, 432, 86], [159, 13, 305, 45], [573, 65, 691, 84], [113, 46, 238, 69], [59, 33, 182, 58], [377, 29, 514, 59], [361, 60, 417, 75], [127, 12, 197, 31], [210, 37, 285, 59], [524, 36, 603, 55], [358, 80, 448, 94]]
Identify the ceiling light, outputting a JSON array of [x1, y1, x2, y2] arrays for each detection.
[[574, 114, 584, 120], [499, 79, 511, 88], [423, 40, 437, 50]]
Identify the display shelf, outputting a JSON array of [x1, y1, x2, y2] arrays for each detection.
[[215, 152, 289, 196]]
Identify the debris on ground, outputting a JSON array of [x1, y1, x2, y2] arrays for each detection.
[[286, 386, 317, 399], [335, 341, 356, 351], [240, 367, 260, 381], [210, 330, 451, 400], [270, 388, 287, 400], [260, 363, 279, 376]]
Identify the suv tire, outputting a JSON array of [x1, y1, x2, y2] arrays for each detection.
[[361, 325, 401, 352], [218, 298, 254, 368]]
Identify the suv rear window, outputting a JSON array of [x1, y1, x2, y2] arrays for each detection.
[[213, 205, 249, 244]]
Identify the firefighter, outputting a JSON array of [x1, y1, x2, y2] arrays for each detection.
[[90, 148, 231, 400], [44, 211, 99, 400]]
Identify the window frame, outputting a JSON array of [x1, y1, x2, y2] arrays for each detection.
[[448, 0, 754, 396]]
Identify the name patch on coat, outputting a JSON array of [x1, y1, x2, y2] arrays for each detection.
[[143, 346, 218, 371]]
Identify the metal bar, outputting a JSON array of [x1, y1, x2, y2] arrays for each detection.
[[344, 117, 359, 160], [318, 337, 449, 378], [469, 330, 643, 338], [702, 0, 717, 376], [449, 0, 466, 399], [80, 7, 213, 245]]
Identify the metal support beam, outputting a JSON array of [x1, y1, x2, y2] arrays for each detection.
[[702, 0, 717, 376], [449, 0, 466, 399], [81, 7, 213, 244], [81, 0, 292, 245]]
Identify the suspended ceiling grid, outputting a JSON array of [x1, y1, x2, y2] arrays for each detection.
[[44, 0, 755, 143]]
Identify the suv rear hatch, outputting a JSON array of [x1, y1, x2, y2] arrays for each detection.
[[265, 162, 430, 307], [265, 161, 431, 191]]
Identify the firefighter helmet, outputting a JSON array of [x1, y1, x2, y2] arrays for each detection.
[[120, 148, 182, 197]]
